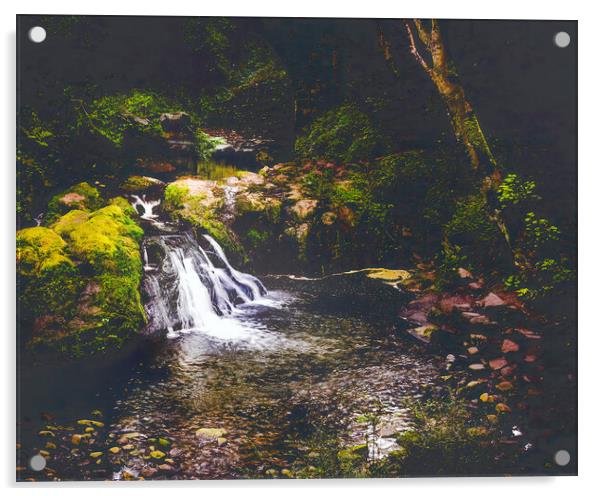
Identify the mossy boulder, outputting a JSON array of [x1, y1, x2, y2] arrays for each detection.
[[119, 175, 165, 194], [45, 182, 104, 224], [66, 205, 143, 274], [17, 227, 82, 319], [108, 196, 138, 217], [163, 180, 243, 259], [17, 194, 145, 356]]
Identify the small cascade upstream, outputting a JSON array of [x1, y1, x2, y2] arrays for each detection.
[[131, 195, 267, 339], [131, 194, 161, 220]]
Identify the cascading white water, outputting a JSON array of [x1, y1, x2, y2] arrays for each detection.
[[203, 234, 267, 300], [131, 190, 268, 339], [142, 232, 267, 337], [131, 194, 161, 220]]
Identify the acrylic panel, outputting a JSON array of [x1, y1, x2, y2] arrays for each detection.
[[16, 15, 577, 481]]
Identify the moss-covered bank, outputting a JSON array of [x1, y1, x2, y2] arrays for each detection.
[[17, 183, 145, 356]]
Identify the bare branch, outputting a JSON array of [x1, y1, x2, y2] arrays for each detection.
[[377, 21, 400, 78], [404, 20, 432, 75]]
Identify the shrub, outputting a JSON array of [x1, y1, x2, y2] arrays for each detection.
[[295, 104, 386, 163], [386, 394, 499, 476]]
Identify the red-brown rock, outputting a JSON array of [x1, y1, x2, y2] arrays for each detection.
[[501, 339, 520, 353], [489, 357, 508, 370]]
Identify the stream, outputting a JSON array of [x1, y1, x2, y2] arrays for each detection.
[[17, 196, 443, 481]]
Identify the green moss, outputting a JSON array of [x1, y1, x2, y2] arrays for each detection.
[[46, 182, 104, 224], [164, 182, 243, 259], [67, 205, 143, 274], [244, 228, 270, 249], [17, 227, 71, 275], [199, 217, 242, 258], [18, 203, 145, 356], [108, 196, 137, 217], [120, 176, 159, 193], [51, 210, 90, 237], [163, 184, 189, 213], [17, 227, 81, 319]]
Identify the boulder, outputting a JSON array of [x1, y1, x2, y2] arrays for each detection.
[[291, 199, 318, 221], [479, 292, 506, 308], [159, 112, 192, 133]]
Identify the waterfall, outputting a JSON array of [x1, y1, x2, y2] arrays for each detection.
[[142, 232, 267, 337], [131, 194, 161, 220]]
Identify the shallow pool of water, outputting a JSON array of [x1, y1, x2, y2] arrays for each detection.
[[17, 274, 443, 480]]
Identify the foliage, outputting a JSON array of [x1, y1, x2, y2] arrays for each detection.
[[493, 175, 575, 302], [386, 393, 498, 476], [441, 194, 499, 275], [497, 173, 540, 208], [445, 194, 498, 246], [295, 104, 387, 163], [505, 212, 574, 301], [298, 150, 463, 268], [73, 90, 171, 145], [244, 228, 270, 249], [17, 110, 61, 224]]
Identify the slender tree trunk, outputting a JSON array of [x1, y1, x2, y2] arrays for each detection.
[[404, 19, 512, 251]]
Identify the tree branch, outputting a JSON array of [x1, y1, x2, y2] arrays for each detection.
[[404, 20, 432, 75]]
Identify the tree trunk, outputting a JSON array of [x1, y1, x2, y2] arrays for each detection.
[[404, 19, 512, 251]]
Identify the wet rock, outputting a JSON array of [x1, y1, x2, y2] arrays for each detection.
[[77, 419, 104, 428], [140, 467, 158, 478], [168, 448, 182, 457], [159, 112, 191, 133], [195, 428, 227, 440], [496, 381, 514, 391], [457, 268, 473, 279], [461, 312, 493, 325], [400, 294, 438, 325], [501, 339, 520, 353], [489, 358, 508, 370], [439, 294, 474, 313], [120, 176, 165, 194], [291, 199, 318, 221], [479, 292, 506, 308], [469, 363, 486, 371], [407, 325, 438, 344], [515, 328, 541, 340]]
